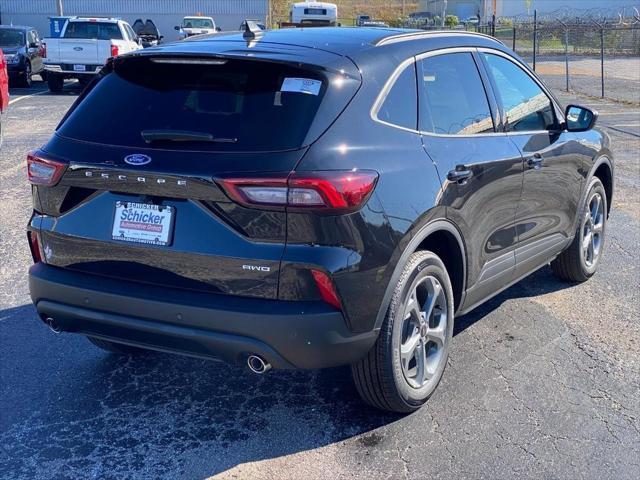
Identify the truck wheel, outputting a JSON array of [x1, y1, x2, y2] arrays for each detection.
[[351, 251, 454, 413], [47, 74, 64, 93], [19, 61, 32, 87], [551, 177, 607, 282], [87, 336, 147, 355]]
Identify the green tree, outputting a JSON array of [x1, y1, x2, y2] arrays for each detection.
[[445, 15, 459, 27]]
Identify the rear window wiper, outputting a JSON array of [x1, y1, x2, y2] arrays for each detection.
[[141, 129, 238, 144]]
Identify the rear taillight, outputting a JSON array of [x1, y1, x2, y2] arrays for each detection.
[[27, 151, 67, 186], [217, 170, 378, 213], [27, 231, 42, 263], [41, 42, 47, 59], [110, 44, 119, 57], [311, 270, 342, 310]]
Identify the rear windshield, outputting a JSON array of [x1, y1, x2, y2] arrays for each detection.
[[58, 56, 329, 151], [64, 22, 123, 40]]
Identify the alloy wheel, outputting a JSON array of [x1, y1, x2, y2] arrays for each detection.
[[581, 192, 604, 268], [399, 275, 448, 389]]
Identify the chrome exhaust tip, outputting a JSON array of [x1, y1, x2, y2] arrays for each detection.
[[46, 317, 62, 334], [247, 354, 271, 374]]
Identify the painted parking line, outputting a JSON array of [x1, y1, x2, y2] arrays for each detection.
[[8, 89, 48, 106]]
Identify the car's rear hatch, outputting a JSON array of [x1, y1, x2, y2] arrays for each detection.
[[34, 46, 360, 299]]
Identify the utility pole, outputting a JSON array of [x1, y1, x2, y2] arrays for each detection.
[[56, 0, 64, 16], [442, 0, 447, 27]]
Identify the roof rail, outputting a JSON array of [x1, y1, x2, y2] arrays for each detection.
[[374, 30, 497, 47]]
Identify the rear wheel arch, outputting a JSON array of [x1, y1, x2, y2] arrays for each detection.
[[375, 219, 467, 329], [592, 157, 613, 217]]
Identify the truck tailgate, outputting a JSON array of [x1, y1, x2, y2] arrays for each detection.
[[57, 39, 100, 64]]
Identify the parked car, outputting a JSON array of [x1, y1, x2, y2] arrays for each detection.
[[356, 14, 371, 26], [0, 48, 9, 145], [132, 19, 163, 48], [27, 28, 613, 413], [175, 16, 219, 39], [0, 25, 46, 87], [42, 17, 142, 92]]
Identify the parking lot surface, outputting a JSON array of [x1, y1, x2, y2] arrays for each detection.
[[1, 79, 639, 479]]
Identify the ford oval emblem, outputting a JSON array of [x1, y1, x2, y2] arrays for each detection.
[[124, 154, 152, 166]]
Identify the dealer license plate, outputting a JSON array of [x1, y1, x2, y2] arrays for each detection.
[[111, 202, 174, 246]]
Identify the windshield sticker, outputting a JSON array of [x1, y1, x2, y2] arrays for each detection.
[[281, 78, 322, 96]]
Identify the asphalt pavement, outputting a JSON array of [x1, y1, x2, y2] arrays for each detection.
[[1, 78, 638, 480]]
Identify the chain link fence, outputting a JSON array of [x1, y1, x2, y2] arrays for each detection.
[[477, 22, 640, 104]]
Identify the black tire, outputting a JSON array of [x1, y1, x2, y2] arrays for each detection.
[[552, 177, 607, 282], [47, 73, 64, 93], [352, 251, 454, 413], [19, 61, 32, 88], [87, 336, 147, 355]]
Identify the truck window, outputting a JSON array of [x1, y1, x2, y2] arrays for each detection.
[[64, 22, 124, 40]]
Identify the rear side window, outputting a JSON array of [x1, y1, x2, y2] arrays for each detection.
[[417, 52, 494, 135], [64, 22, 123, 40], [377, 63, 417, 130], [58, 57, 332, 152], [482, 53, 555, 132]]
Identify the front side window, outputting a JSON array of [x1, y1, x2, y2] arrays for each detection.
[[376, 62, 417, 130], [483, 53, 555, 132], [417, 52, 495, 135]]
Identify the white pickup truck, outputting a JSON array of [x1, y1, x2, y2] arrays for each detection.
[[43, 17, 141, 92]]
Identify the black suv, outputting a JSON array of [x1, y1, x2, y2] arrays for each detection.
[[27, 28, 613, 413], [0, 25, 46, 87]]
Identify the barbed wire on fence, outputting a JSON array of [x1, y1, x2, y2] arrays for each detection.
[[505, 5, 640, 25]]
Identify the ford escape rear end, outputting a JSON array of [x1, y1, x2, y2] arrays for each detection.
[[28, 27, 613, 413]]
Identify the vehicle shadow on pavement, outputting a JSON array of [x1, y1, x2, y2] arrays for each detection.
[[8, 78, 83, 98], [454, 265, 575, 336], [0, 303, 400, 479], [0, 265, 575, 479]]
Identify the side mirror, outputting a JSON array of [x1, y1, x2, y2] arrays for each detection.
[[216, 27, 222, 32], [174, 26, 180, 31], [565, 105, 598, 132]]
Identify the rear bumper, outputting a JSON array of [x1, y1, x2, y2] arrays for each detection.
[[44, 64, 101, 75], [29, 263, 377, 369]]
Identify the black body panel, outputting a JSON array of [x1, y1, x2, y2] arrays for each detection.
[[28, 27, 613, 369]]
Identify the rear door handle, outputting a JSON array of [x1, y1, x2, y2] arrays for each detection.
[[447, 167, 473, 183], [527, 153, 544, 169]]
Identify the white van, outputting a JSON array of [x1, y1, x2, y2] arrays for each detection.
[[290, 2, 338, 26]]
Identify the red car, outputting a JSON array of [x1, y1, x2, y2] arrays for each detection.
[[0, 47, 9, 144]]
